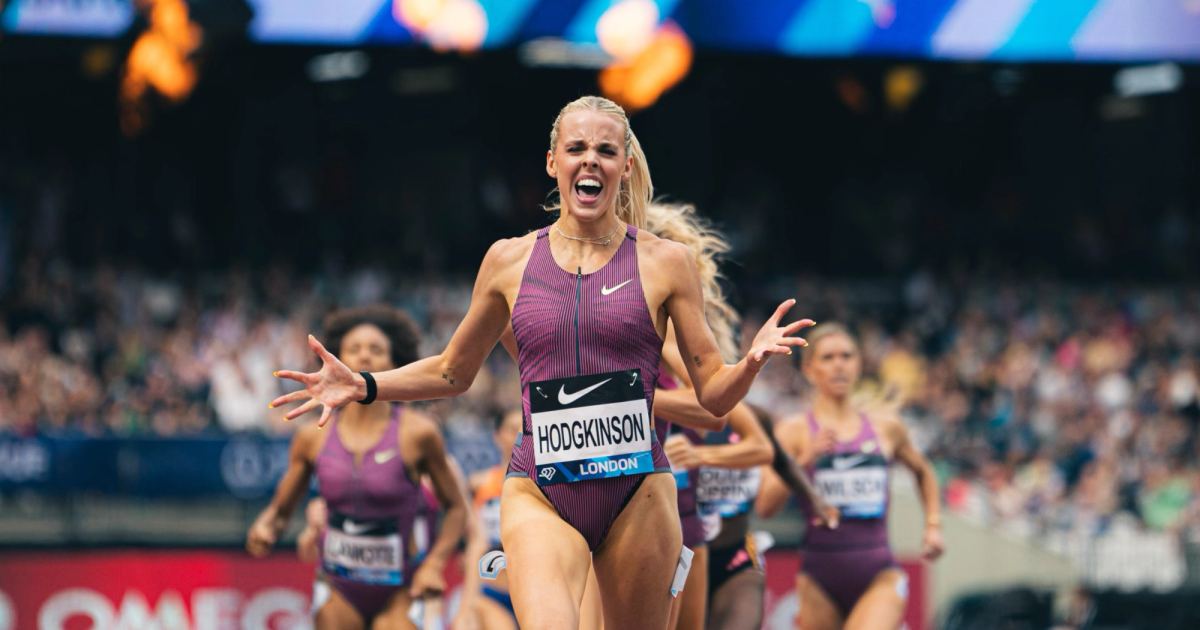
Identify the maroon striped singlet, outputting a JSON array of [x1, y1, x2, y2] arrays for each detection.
[[507, 224, 671, 551]]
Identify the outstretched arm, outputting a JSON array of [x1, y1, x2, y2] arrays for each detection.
[[410, 420, 470, 598], [658, 243, 813, 417], [272, 239, 521, 426]]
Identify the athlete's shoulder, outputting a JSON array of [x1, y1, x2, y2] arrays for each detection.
[[482, 232, 537, 267], [774, 414, 810, 442], [636, 229, 694, 270], [869, 411, 908, 441], [401, 407, 445, 448], [477, 234, 538, 290], [292, 421, 325, 459]]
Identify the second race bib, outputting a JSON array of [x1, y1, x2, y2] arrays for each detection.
[[529, 369, 654, 485], [696, 467, 762, 517], [813, 453, 888, 518], [323, 513, 403, 585]]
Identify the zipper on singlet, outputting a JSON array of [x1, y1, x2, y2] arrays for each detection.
[[574, 267, 582, 375]]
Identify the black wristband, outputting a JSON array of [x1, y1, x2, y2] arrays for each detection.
[[357, 371, 377, 405]]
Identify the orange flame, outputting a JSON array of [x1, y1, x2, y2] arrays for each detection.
[[599, 22, 692, 113], [120, 0, 203, 136]]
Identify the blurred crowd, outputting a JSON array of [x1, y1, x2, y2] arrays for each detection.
[[746, 272, 1200, 548], [1, 255, 1199, 548]]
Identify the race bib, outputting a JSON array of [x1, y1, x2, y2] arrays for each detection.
[[813, 453, 888, 518], [696, 467, 761, 517], [529, 370, 655, 485], [323, 513, 404, 585], [479, 497, 503, 548]]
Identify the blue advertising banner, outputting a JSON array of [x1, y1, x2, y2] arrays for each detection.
[[0, 433, 499, 499], [3, 0, 1198, 61], [0, 435, 290, 498]]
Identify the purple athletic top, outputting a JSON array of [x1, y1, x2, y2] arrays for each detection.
[[507, 224, 671, 551], [802, 412, 890, 550], [316, 405, 424, 585]]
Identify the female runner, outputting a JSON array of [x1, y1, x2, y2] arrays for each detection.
[[297, 466, 467, 627], [756, 324, 943, 630], [248, 306, 468, 629], [454, 409, 523, 630], [271, 95, 813, 630]]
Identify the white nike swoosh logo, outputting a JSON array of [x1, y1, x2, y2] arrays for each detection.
[[342, 520, 374, 535], [374, 449, 397, 465], [558, 378, 612, 405], [601, 280, 632, 296], [832, 454, 868, 470]]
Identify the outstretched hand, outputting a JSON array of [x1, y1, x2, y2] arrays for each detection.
[[270, 335, 364, 427], [747, 299, 815, 367]]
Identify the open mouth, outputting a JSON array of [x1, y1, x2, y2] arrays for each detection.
[[574, 178, 603, 203]]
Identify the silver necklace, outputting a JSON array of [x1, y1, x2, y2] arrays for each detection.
[[554, 221, 621, 246]]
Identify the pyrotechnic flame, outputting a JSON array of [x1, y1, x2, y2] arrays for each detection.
[[120, 0, 203, 136], [599, 22, 692, 112]]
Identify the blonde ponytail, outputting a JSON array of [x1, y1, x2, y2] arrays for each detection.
[[645, 202, 741, 363], [546, 96, 653, 229]]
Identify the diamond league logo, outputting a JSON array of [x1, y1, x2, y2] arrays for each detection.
[[220, 440, 289, 499], [539, 467, 556, 482]]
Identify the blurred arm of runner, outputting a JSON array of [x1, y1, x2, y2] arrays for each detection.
[[247, 425, 318, 557], [653, 239, 814, 418], [273, 238, 525, 426], [296, 498, 327, 564], [453, 475, 489, 630], [408, 413, 470, 599], [755, 418, 808, 520], [653, 388, 728, 432], [754, 413, 838, 529], [666, 403, 771, 470], [884, 414, 943, 560]]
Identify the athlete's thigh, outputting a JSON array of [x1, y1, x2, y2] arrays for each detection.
[[500, 476, 592, 630], [592, 473, 682, 630], [476, 597, 519, 630], [369, 590, 417, 630], [707, 569, 764, 630], [579, 563, 604, 630], [315, 588, 366, 630], [796, 573, 844, 630], [842, 569, 906, 630], [675, 545, 708, 630]]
